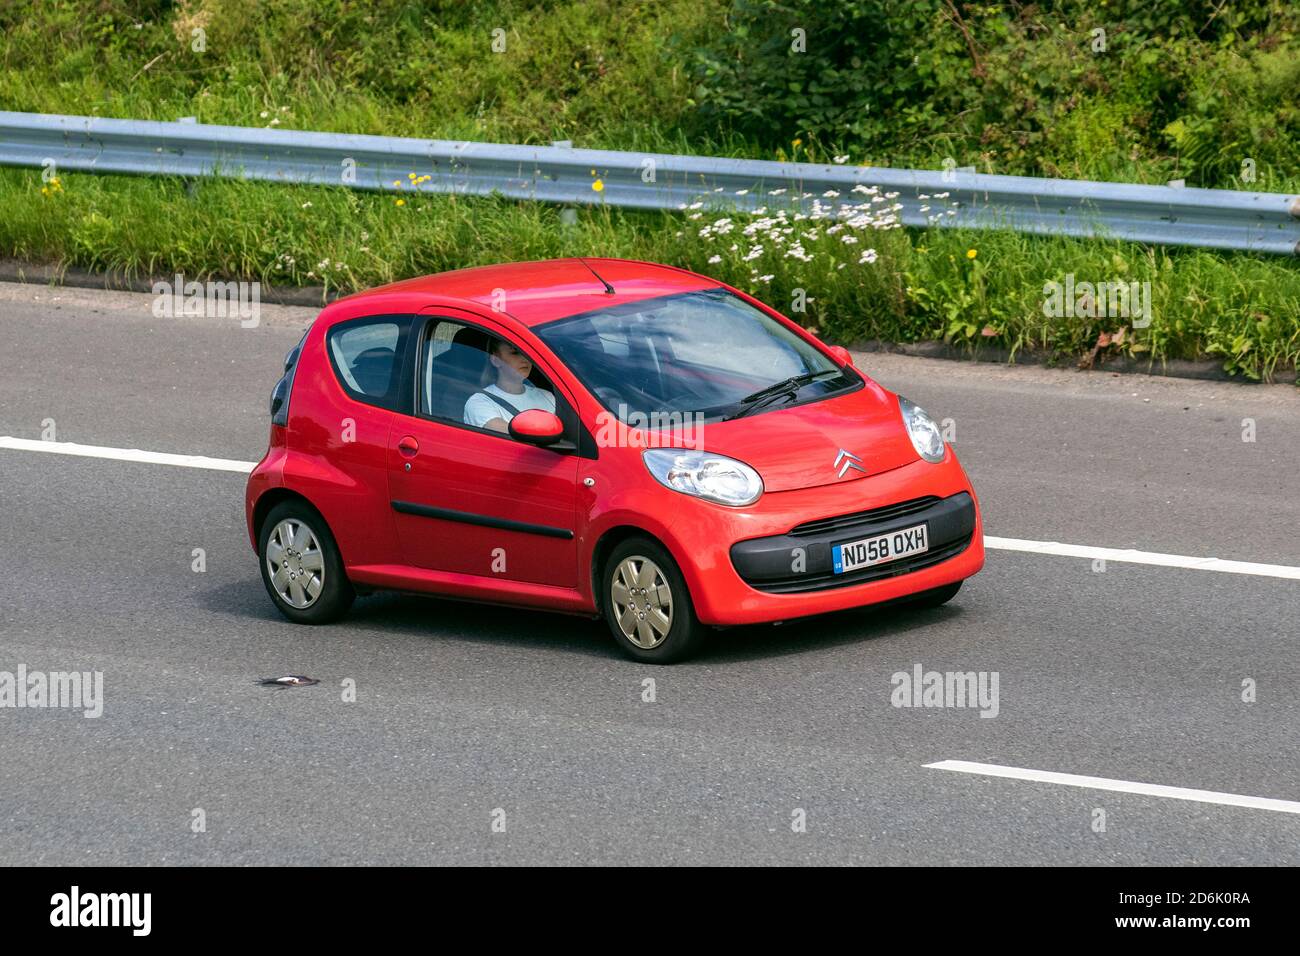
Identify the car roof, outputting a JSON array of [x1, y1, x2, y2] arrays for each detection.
[[330, 257, 719, 328]]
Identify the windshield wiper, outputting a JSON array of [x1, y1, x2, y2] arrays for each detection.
[[727, 369, 842, 420], [739, 369, 842, 405]]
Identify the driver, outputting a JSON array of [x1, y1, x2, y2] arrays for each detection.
[[464, 337, 556, 434]]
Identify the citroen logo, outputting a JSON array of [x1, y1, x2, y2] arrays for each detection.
[[833, 448, 866, 478]]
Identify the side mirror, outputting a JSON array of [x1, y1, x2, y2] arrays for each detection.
[[508, 409, 566, 446], [827, 345, 853, 367]]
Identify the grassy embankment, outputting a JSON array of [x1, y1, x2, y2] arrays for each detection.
[[0, 0, 1296, 378]]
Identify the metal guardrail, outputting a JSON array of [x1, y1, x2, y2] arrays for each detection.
[[2, 111, 1298, 254]]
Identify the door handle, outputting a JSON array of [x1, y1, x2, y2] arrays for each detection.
[[397, 436, 420, 457]]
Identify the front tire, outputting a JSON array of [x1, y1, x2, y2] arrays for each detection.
[[601, 537, 706, 664], [258, 500, 354, 624]]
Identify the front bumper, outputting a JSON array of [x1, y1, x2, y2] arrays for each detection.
[[730, 492, 976, 593], [662, 453, 984, 626]]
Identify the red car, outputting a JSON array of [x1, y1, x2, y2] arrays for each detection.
[[246, 258, 984, 662]]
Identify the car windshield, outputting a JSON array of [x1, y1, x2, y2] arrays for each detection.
[[535, 288, 858, 424]]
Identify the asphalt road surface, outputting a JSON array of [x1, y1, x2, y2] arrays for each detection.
[[1, 281, 1297, 865]]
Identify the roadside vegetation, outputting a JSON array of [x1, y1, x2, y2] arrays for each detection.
[[0, 0, 1297, 378]]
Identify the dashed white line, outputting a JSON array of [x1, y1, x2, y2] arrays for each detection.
[[2, 436, 1298, 581], [926, 760, 1300, 815]]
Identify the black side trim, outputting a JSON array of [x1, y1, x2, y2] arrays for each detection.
[[391, 500, 575, 540]]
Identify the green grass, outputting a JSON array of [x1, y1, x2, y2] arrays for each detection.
[[0, 0, 1297, 380], [0, 0, 726, 153], [5, 167, 1295, 380]]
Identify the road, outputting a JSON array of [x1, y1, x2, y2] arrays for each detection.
[[0, 281, 1297, 865]]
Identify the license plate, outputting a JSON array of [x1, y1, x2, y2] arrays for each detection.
[[832, 523, 928, 574]]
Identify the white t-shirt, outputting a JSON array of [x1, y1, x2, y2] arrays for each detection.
[[464, 381, 556, 429]]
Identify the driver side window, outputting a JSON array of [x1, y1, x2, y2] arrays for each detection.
[[419, 318, 558, 437]]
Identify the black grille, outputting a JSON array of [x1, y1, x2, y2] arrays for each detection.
[[746, 534, 972, 594], [788, 496, 939, 538]]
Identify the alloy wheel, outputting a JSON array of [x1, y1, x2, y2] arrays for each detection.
[[611, 556, 674, 649], [265, 518, 326, 609]]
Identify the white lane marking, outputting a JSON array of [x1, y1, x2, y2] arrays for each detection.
[[2, 436, 1298, 581], [0, 436, 255, 473], [984, 535, 1300, 581], [926, 760, 1300, 815]]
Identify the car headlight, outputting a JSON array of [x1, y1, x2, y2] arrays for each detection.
[[898, 396, 946, 463], [642, 448, 764, 507]]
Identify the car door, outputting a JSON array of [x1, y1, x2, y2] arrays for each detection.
[[386, 307, 581, 589]]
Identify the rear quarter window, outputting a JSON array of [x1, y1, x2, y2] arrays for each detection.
[[325, 315, 411, 411]]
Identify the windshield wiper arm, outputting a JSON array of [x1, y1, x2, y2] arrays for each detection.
[[739, 369, 841, 405], [727, 370, 842, 420]]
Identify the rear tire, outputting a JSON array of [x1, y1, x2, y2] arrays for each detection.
[[601, 537, 706, 664], [258, 500, 355, 624], [907, 580, 963, 609]]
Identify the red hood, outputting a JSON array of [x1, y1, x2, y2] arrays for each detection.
[[697, 381, 919, 492]]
